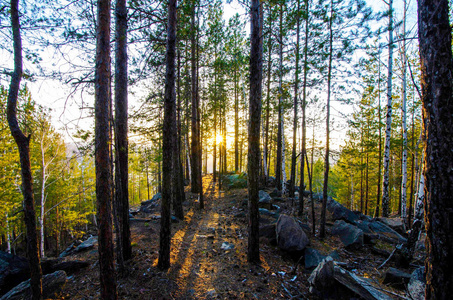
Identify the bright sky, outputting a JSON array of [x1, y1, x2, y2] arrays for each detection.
[[2, 0, 419, 154]]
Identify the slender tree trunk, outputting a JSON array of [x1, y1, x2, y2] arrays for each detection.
[[190, 0, 201, 194], [398, 167, 424, 267], [282, 119, 287, 194], [320, 1, 333, 239], [263, 4, 272, 181], [234, 67, 239, 173], [159, 0, 177, 270], [360, 136, 364, 213], [350, 168, 354, 210], [304, 152, 315, 235], [290, 0, 301, 198], [408, 97, 415, 227], [94, 0, 117, 297], [176, 50, 186, 216], [248, 0, 262, 264], [365, 151, 369, 215], [7, 3, 42, 297], [299, 0, 309, 216], [382, 0, 393, 218], [375, 49, 383, 218], [418, 0, 453, 296], [213, 66, 217, 183], [114, 0, 131, 268], [40, 143, 46, 259], [275, 3, 283, 191], [6, 213, 12, 254], [400, 0, 408, 224]]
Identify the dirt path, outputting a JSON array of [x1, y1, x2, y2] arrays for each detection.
[[62, 175, 309, 299]]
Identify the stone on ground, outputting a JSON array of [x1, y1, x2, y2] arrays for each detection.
[[276, 214, 309, 252], [0, 270, 67, 300], [331, 220, 364, 249]]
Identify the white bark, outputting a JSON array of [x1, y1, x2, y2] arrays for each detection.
[[6, 212, 11, 253], [413, 172, 424, 227], [185, 135, 192, 183], [382, 0, 393, 217], [282, 119, 287, 194], [350, 170, 354, 211], [400, 0, 408, 223]]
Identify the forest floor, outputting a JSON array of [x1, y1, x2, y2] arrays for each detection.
[[58, 175, 425, 299]]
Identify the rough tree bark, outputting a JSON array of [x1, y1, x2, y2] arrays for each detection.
[[7, 0, 43, 298], [114, 0, 132, 270], [95, 0, 117, 298], [158, 0, 178, 271], [418, 0, 453, 297], [248, 0, 262, 264]]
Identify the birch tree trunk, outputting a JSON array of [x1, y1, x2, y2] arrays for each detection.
[[382, 0, 393, 218], [282, 119, 287, 195], [275, 3, 284, 191], [400, 0, 408, 223]]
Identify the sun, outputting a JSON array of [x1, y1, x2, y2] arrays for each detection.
[[212, 133, 235, 148], [215, 134, 223, 145]]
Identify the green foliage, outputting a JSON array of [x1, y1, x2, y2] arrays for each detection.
[[0, 86, 96, 253]]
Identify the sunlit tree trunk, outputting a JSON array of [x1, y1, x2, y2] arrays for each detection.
[[382, 0, 393, 218]]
